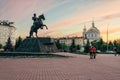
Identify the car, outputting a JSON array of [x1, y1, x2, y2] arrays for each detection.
[[106, 50, 115, 53], [96, 50, 101, 53], [76, 49, 84, 53], [0, 49, 4, 52]]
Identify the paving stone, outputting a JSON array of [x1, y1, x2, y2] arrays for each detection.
[[0, 53, 120, 80]]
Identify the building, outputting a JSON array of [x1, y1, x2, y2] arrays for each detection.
[[55, 37, 84, 52], [56, 37, 84, 46], [55, 21, 100, 47], [54, 21, 100, 51], [0, 20, 16, 46], [83, 21, 100, 43]]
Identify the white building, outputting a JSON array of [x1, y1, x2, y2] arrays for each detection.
[[0, 22, 16, 46], [55, 21, 100, 50], [57, 37, 84, 46], [83, 21, 100, 43]]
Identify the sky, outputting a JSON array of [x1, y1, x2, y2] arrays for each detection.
[[0, 0, 120, 42]]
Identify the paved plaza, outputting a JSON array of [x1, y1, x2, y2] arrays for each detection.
[[0, 52, 120, 80]]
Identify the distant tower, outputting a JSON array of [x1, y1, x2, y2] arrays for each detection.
[[82, 24, 87, 39], [92, 20, 95, 28], [84, 20, 100, 42], [82, 24, 88, 46]]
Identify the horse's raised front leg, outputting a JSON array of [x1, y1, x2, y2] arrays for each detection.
[[29, 30, 33, 38], [43, 25, 48, 29], [35, 31, 38, 38]]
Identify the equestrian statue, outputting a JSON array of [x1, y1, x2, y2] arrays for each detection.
[[29, 13, 48, 37]]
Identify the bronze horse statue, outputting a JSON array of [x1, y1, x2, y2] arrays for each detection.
[[29, 14, 48, 37]]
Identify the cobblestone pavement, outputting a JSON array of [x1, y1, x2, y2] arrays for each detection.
[[0, 53, 120, 80]]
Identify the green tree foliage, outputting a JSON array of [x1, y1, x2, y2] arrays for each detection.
[[108, 41, 113, 50], [55, 39, 62, 49], [99, 38, 106, 51], [70, 39, 76, 52], [113, 39, 120, 52], [91, 38, 105, 50], [84, 39, 90, 53], [0, 44, 2, 49], [90, 38, 120, 52], [90, 38, 108, 51], [15, 36, 23, 49], [113, 40, 118, 47], [101, 44, 107, 51], [76, 45, 81, 50], [4, 37, 13, 51], [62, 43, 68, 51]]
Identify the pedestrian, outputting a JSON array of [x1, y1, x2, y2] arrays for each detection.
[[113, 47, 120, 56], [113, 47, 117, 56], [89, 46, 93, 59], [92, 46, 96, 59]]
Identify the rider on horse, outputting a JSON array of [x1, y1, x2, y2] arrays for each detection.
[[32, 13, 44, 29], [29, 13, 48, 37]]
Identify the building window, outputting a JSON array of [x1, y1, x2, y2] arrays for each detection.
[[95, 34, 96, 37], [91, 34, 93, 37], [87, 34, 89, 37]]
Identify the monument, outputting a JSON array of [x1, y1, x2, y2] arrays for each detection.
[[29, 13, 48, 37], [16, 13, 58, 53]]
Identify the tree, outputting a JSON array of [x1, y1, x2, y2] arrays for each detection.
[[4, 37, 13, 51], [62, 43, 68, 51], [113, 39, 120, 52], [101, 44, 107, 51], [76, 45, 81, 50], [113, 40, 118, 47], [90, 38, 106, 51], [55, 39, 62, 49], [108, 41, 113, 50], [84, 39, 90, 53], [0, 44, 2, 49], [15, 36, 23, 49], [69, 39, 76, 52]]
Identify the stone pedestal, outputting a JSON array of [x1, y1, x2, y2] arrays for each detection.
[[16, 37, 58, 53]]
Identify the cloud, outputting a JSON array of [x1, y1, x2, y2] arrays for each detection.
[[1, 0, 120, 41], [0, 0, 59, 20], [101, 13, 120, 20]]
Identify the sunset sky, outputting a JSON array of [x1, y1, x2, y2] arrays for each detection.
[[0, 0, 120, 41]]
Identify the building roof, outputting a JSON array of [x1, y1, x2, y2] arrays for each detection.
[[0, 24, 16, 29], [86, 21, 100, 33], [88, 27, 99, 32], [0, 20, 16, 29]]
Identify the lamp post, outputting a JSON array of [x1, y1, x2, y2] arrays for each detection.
[[107, 24, 109, 51]]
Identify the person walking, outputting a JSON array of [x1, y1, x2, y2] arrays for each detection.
[[89, 46, 93, 59], [113, 47, 120, 56], [92, 46, 97, 59], [114, 47, 117, 56]]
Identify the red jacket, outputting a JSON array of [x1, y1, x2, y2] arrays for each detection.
[[89, 47, 93, 52], [89, 46, 96, 53], [92, 47, 96, 53]]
